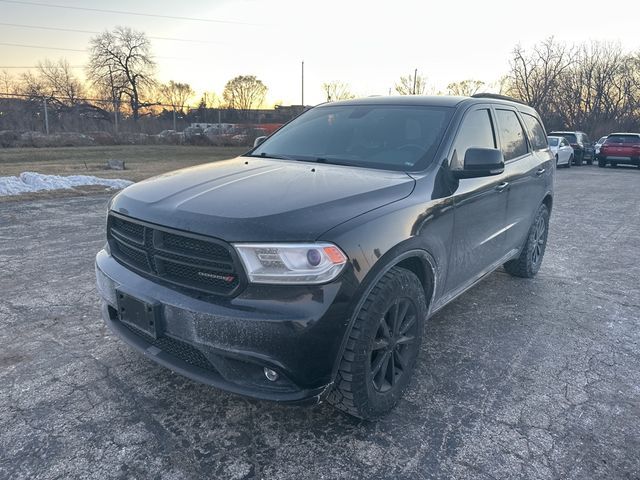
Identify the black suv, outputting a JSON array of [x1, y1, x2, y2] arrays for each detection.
[[96, 95, 554, 419], [548, 130, 593, 165]]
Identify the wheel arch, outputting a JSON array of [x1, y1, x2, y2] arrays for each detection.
[[329, 247, 437, 383], [542, 193, 553, 213]]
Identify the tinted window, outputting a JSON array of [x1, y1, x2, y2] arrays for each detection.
[[597, 136, 607, 144], [450, 109, 496, 170], [604, 135, 640, 144], [495, 109, 528, 160], [548, 137, 559, 146], [552, 132, 577, 143], [522, 113, 548, 150], [252, 105, 453, 171]]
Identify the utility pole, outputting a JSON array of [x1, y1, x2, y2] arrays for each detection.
[[114, 106, 119, 133], [43, 97, 49, 135], [301, 60, 304, 106], [413, 68, 417, 95], [172, 109, 177, 130]]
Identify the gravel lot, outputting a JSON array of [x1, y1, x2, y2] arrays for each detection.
[[1, 165, 639, 480]]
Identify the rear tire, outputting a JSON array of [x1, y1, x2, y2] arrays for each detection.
[[574, 153, 582, 166], [504, 204, 549, 278], [611, 162, 617, 168], [326, 267, 427, 420], [598, 158, 606, 168]]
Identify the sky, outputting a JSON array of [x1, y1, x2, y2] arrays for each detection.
[[1, 0, 640, 106]]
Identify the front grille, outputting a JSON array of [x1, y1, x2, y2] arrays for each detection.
[[122, 323, 216, 373], [108, 213, 241, 296]]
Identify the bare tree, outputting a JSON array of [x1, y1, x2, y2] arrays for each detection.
[[87, 26, 156, 121], [447, 79, 486, 96], [0, 70, 16, 95], [158, 81, 194, 114], [322, 81, 355, 101], [504, 37, 575, 118], [34, 59, 84, 105], [222, 75, 267, 114], [395, 72, 429, 95]]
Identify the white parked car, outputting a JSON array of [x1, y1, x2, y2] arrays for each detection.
[[594, 136, 607, 155], [548, 135, 574, 168]]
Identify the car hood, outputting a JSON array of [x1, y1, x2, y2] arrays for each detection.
[[110, 156, 415, 242]]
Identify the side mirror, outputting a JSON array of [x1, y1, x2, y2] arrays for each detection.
[[453, 148, 505, 179], [253, 136, 267, 147]]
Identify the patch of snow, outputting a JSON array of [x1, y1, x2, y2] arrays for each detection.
[[0, 172, 133, 196]]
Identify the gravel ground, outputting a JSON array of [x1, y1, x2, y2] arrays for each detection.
[[0, 165, 639, 480]]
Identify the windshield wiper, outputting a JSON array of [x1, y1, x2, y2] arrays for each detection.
[[247, 152, 300, 161]]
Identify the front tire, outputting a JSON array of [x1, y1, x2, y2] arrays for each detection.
[[326, 267, 426, 420], [567, 154, 573, 168], [504, 204, 549, 278], [598, 158, 606, 168]]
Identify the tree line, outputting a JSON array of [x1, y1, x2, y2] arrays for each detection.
[[503, 37, 640, 138], [1, 29, 639, 137]]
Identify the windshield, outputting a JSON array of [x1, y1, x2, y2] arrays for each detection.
[[250, 104, 454, 171], [597, 136, 607, 144], [548, 137, 559, 146]]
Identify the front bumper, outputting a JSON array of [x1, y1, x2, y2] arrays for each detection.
[[96, 249, 357, 404]]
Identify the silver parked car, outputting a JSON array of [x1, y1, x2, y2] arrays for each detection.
[[594, 136, 607, 156], [548, 135, 574, 168]]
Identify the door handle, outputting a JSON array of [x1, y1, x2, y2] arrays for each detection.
[[536, 168, 546, 176], [495, 181, 509, 192]]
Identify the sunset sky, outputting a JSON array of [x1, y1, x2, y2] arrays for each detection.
[[1, 0, 639, 106]]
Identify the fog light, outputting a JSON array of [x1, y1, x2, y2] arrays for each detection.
[[264, 367, 279, 382]]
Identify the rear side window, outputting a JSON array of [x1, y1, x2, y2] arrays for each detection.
[[548, 137, 559, 146], [495, 109, 528, 161], [450, 109, 496, 170], [522, 113, 548, 150]]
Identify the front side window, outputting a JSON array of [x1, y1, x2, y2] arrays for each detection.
[[495, 109, 529, 161], [522, 113, 548, 150], [450, 109, 496, 170], [251, 104, 454, 171]]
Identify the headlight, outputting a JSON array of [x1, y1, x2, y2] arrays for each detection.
[[233, 243, 347, 284]]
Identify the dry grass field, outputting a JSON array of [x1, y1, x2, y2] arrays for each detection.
[[0, 145, 247, 182], [0, 145, 247, 202]]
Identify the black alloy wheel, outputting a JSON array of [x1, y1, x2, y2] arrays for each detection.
[[369, 298, 418, 393]]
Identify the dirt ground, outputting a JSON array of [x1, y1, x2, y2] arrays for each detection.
[[1, 164, 639, 479]]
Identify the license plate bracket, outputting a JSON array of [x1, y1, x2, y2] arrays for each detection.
[[115, 290, 162, 339]]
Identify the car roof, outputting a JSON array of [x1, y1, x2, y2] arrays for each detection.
[[319, 95, 539, 114], [549, 131, 584, 134], [320, 95, 467, 108], [547, 135, 564, 139], [607, 132, 640, 136]]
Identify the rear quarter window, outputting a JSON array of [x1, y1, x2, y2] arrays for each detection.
[[495, 109, 529, 161], [522, 113, 548, 150]]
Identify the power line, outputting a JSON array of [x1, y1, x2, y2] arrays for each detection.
[[0, 42, 85, 52], [0, 22, 225, 45], [0, 42, 197, 61], [0, 0, 259, 26], [0, 65, 84, 68], [0, 91, 206, 110]]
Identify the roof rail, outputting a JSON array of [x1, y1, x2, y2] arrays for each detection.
[[471, 93, 528, 105]]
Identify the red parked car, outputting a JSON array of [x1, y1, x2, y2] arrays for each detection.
[[597, 133, 640, 168]]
